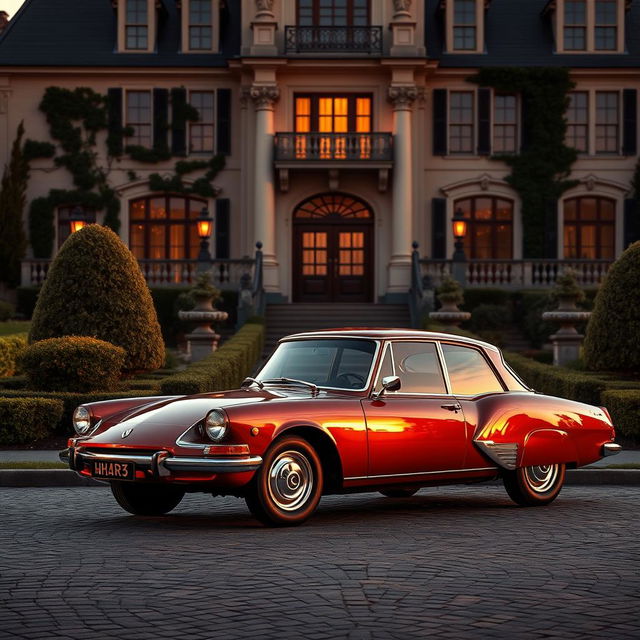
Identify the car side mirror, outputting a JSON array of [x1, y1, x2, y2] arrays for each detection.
[[371, 375, 401, 400]]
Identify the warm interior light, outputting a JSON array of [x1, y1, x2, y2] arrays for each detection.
[[70, 219, 87, 233], [453, 219, 468, 239], [197, 216, 213, 239]]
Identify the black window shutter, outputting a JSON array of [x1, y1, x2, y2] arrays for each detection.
[[171, 87, 187, 156], [153, 88, 169, 151], [215, 198, 230, 259], [107, 88, 123, 156], [520, 95, 531, 152], [432, 89, 448, 156], [432, 198, 447, 259], [477, 88, 491, 156], [624, 198, 639, 248], [544, 199, 558, 259], [216, 88, 232, 155], [622, 89, 637, 156]]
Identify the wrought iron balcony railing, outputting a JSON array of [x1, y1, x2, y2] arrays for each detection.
[[285, 26, 383, 54], [274, 132, 393, 162]]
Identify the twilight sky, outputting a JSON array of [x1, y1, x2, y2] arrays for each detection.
[[3, 0, 25, 19]]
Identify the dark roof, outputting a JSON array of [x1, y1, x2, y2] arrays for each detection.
[[0, 0, 240, 67], [426, 0, 640, 67]]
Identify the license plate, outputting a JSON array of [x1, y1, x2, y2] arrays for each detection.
[[92, 460, 135, 481]]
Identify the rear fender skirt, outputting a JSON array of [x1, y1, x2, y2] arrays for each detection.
[[520, 429, 577, 468]]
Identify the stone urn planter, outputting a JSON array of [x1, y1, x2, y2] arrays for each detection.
[[178, 274, 228, 362], [429, 274, 471, 328], [542, 270, 591, 366]]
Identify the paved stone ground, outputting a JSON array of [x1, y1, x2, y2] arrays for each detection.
[[1, 485, 638, 640]]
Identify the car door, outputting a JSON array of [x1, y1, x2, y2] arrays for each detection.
[[361, 341, 467, 478]]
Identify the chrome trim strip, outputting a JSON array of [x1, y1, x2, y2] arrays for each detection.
[[344, 467, 496, 481], [435, 341, 452, 395], [603, 442, 622, 457], [474, 440, 519, 470], [78, 451, 155, 464], [176, 425, 207, 450]]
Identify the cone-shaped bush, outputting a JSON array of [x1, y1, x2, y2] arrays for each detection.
[[29, 224, 164, 373], [583, 241, 640, 372]]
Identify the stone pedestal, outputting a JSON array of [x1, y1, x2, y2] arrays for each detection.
[[179, 306, 229, 363], [542, 310, 592, 367], [429, 300, 471, 328]]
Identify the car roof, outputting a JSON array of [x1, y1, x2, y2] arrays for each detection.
[[280, 328, 500, 353]]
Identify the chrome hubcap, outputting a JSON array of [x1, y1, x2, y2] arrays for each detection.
[[524, 464, 559, 493], [268, 450, 313, 511]]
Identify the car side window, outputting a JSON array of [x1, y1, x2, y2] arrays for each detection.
[[441, 344, 504, 395], [390, 342, 447, 394]]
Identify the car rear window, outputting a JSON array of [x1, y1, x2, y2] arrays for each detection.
[[441, 343, 504, 396], [258, 339, 377, 390]]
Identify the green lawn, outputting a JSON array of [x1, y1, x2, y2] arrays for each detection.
[[0, 321, 31, 336]]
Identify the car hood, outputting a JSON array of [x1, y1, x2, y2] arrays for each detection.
[[84, 387, 351, 446]]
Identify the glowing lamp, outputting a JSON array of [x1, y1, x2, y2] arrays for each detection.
[[197, 208, 213, 240], [70, 206, 87, 233], [452, 208, 469, 240]]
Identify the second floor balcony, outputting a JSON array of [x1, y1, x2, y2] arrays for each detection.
[[285, 26, 383, 54]]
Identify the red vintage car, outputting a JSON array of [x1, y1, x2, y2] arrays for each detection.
[[61, 329, 620, 526]]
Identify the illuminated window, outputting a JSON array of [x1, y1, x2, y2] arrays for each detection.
[[455, 197, 513, 259], [564, 197, 615, 259], [126, 90, 152, 147], [453, 0, 477, 50], [595, 91, 619, 153], [189, 91, 215, 152], [190, 0, 212, 50], [449, 91, 474, 154], [125, 0, 148, 50], [564, 0, 587, 50], [493, 94, 517, 154], [566, 92, 589, 153], [129, 196, 208, 263]]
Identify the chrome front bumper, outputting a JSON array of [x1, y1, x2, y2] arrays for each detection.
[[60, 448, 263, 474], [602, 443, 622, 457]]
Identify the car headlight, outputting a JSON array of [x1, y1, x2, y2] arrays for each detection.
[[73, 406, 92, 435], [204, 409, 229, 442]]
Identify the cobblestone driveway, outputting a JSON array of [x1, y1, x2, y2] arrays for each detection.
[[1, 485, 638, 639]]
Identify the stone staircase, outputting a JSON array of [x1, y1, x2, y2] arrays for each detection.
[[263, 303, 411, 357]]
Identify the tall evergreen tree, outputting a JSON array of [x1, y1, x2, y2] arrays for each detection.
[[0, 122, 29, 288]]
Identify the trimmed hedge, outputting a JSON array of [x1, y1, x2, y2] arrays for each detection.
[[0, 333, 28, 377], [0, 398, 64, 444], [0, 389, 159, 434], [20, 336, 126, 392], [160, 322, 265, 395], [600, 390, 640, 439]]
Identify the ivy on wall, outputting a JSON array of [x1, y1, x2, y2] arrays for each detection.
[[469, 68, 578, 258], [27, 86, 223, 258]]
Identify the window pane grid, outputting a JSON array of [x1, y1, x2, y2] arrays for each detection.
[[449, 91, 474, 154], [566, 92, 588, 152], [455, 197, 513, 259], [493, 95, 517, 153], [563, 197, 615, 259], [564, 0, 586, 50], [189, 91, 215, 152], [126, 0, 148, 49], [126, 91, 152, 147], [595, 91, 619, 153]]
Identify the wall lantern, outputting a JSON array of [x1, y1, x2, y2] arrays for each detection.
[[197, 207, 214, 240], [452, 207, 469, 241]]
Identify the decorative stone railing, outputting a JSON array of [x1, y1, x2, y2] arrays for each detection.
[[274, 132, 393, 163], [419, 259, 612, 289]]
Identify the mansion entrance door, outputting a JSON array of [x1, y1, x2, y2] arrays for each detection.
[[292, 193, 374, 303]]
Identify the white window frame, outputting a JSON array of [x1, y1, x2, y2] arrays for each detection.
[[124, 89, 154, 149], [181, 0, 220, 53], [117, 0, 156, 53], [188, 89, 217, 154], [492, 93, 519, 155], [445, 0, 485, 54], [448, 89, 476, 155]]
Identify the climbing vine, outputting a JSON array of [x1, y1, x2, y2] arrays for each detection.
[[27, 86, 224, 258], [469, 68, 578, 258]]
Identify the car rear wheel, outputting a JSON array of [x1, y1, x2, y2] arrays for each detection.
[[503, 463, 566, 507], [379, 488, 419, 498], [245, 436, 323, 527], [111, 482, 185, 516]]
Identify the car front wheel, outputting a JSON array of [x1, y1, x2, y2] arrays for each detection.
[[111, 482, 185, 516], [503, 463, 566, 507], [245, 436, 323, 527]]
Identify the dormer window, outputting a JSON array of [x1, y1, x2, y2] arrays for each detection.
[[548, 0, 626, 54], [116, 0, 156, 53], [444, 0, 485, 54], [181, 0, 219, 53]]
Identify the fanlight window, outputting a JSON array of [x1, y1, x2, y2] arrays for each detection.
[[294, 193, 373, 220]]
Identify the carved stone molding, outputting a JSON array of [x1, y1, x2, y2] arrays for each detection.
[[255, 0, 275, 18], [393, 0, 412, 17], [388, 85, 418, 109], [250, 85, 280, 110]]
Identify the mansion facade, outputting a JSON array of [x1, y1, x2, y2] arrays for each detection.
[[0, 0, 639, 302]]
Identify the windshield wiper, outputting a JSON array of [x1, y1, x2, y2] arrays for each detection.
[[241, 377, 264, 389], [261, 377, 319, 395]]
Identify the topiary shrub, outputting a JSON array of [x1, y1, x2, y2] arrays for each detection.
[[0, 333, 28, 377], [0, 398, 64, 444], [20, 336, 126, 392], [29, 224, 164, 373], [583, 242, 640, 372], [469, 304, 512, 332]]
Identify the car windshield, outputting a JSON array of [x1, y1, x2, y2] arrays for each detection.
[[257, 339, 378, 390]]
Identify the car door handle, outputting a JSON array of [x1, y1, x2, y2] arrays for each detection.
[[441, 403, 462, 412]]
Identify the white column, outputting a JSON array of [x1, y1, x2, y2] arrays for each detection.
[[387, 85, 417, 297], [250, 84, 280, 293]]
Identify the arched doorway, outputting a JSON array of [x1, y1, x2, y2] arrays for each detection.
[[292, 193, 374, 302]]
